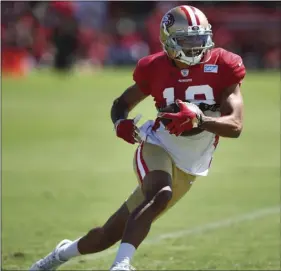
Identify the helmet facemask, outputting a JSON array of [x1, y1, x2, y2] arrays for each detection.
[[162, 24, 214, 66]]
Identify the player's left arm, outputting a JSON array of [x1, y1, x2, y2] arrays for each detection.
[[199, 83, 244, 138]]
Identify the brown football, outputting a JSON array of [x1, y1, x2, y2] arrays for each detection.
[[158, 103, 204, 137]]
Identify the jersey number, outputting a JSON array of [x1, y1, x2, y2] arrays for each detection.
[[163, 85, 219, 150], [163, 85, 215, 105]]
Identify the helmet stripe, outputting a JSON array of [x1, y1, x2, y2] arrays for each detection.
[[180, 6, 192, 25], [190, 6, 200, 25], [184, 5, 198, 26]]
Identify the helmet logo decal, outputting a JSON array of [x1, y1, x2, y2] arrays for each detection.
[[162, 13, 175, 28]]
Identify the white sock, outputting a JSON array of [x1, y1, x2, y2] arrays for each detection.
[[113, 243, 136, 264], [58, 238, 81, 261]]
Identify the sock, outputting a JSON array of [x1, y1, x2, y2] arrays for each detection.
[[58, 238, 81, 261], [113, 243, 136, 265]]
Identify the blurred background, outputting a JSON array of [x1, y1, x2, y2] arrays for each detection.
[[2, 2, 280, 270], [1, 1, 281, 76]]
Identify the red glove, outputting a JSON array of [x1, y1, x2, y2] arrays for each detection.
[[115, 115, 142, 144], [158, 99, 203, 136]]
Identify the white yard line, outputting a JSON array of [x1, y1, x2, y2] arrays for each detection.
[[65, 206, 279, 266]]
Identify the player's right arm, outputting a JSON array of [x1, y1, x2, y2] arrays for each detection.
[[111, 84, 148, 124], [111, 58, 151, 144], [111, 84, 148, 144]]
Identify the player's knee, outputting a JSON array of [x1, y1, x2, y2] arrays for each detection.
[[152, 186, 172, 211]]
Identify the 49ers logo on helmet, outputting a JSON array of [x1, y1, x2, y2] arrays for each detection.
[[162, 13, 175, 28]]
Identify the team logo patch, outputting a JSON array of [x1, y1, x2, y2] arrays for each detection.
[[162, 13, 175, 28], [181, 69, 189, 77], [204, 64, 218, 73]]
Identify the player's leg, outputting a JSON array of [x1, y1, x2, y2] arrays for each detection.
[[123, 171, 172, 241], [30, 143, 165, 271], [30, 203, 130, 270], [76, 203, 129, 254], [29, 142, 195, 270], [111, 142, 195, 270], [61, 150, 195, 259]]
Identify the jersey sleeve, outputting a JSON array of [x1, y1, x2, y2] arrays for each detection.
[[222, 52, 246, 88], [133, 58, 152, 95]]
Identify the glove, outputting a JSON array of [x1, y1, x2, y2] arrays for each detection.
[[158, 99, 203, 136], [115, 114, 142, 144]]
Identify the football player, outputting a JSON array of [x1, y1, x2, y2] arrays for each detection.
[[30, 5, 245, 271]]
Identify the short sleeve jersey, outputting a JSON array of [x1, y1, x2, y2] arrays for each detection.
[[133, 48, 246, 109]]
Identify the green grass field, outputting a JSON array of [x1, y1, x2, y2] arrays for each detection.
[[2, 69, 280, 270]]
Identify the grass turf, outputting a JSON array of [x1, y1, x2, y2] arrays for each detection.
[[2, 69, 280, 270]]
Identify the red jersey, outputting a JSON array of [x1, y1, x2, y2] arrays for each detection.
[[133, 48, 246, 109]]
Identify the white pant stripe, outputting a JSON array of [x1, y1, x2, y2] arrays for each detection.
[[136, 144, 146, 179]]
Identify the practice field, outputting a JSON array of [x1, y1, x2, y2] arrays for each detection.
[[2, 69, 280, 270]]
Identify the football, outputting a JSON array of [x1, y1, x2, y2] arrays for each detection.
[[158, 102, 204, 137]]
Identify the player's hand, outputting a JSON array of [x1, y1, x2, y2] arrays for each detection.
[[158, 99, 203, 136], [115, 115, 142, 144]]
